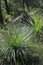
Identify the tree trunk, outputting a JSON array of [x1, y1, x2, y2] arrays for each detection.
[[4, 0, 10, 14], [21, 0, 28, 8], [0, 0, 4, 24]]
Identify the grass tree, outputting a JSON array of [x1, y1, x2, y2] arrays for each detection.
[[0, 18, 43, 65]]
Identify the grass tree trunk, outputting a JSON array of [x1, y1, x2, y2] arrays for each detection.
[[0, 0, 4, 24], [4, 0, 10, 14]]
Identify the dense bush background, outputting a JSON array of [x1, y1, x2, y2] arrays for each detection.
[[0, 0, 43, 65]]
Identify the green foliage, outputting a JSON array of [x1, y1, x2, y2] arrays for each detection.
[[26, 8, 43, 32], [32, 13, 43, 31]]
